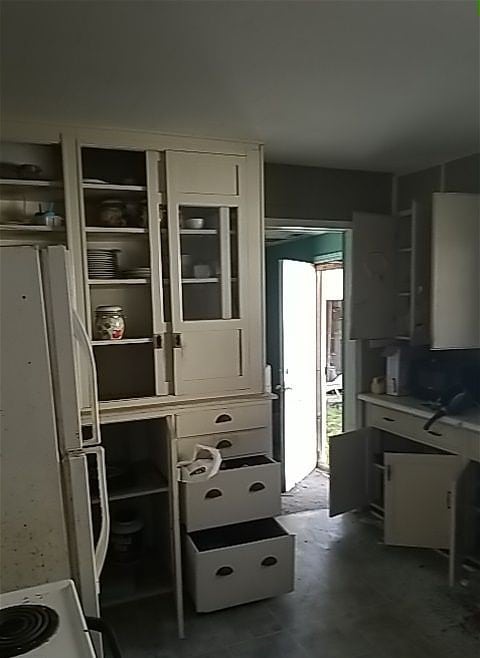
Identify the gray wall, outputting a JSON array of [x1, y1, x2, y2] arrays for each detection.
[[265, 163, 392, 220], [397, 153, 480, 210]]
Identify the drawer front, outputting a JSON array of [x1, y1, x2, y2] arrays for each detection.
[[186, 530, 295, 612], [176, 402, 270, 438], [177, 428, 271, 461], [366, 404, 479, 460], [180, 459, 281, 531]]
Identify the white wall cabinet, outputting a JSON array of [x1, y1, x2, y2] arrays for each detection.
[[350, 212, 397, 340], [166, 150, 249, 395], [351, 193, 479, 348], [350, 205, 430, 344], [431, 193, 480, 350], [0, 126, 264, 405]]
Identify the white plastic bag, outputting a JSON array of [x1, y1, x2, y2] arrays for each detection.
[[177, 444, 222, 482]]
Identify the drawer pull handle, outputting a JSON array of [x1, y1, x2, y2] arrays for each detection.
[[249, 482, 266, 493], [427, 430, 442, 437], [205, 488, 222, 499], [261, 556, 278, 567], [216, 439, 233, 450], [382, 417, 395, 423], [215, 414, 233, 424], [216, 566, 234, 577]]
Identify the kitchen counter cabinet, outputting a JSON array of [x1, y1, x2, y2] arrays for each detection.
[[358, 393, 480, 436], [330, 393, 480, 585]]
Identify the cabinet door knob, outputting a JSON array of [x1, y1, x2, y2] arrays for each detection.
[[216, 566, 234, 577], [215, 413, 233, 424], [216, 439, 233, 450], [205, 488, 222, 499], [261, 556, 278, 567], [249, 482, 266, 493]]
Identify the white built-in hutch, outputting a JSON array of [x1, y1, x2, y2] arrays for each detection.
[[0, 121, 290, 637]]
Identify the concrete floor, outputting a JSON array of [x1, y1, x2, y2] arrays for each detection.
[[105, 510, 480, 658], [281, 469, 329, 515]]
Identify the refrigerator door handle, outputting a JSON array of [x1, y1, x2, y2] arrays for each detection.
[[84, 445, 110, 579], [72, 310, 101, 447]]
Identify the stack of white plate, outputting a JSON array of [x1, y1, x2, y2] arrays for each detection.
[[87, 249, 120, 279], [122, 266, 151, 279]]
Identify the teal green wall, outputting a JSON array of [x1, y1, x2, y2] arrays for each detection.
[[266, 233, 343, 460]]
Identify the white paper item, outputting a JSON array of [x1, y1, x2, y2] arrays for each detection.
[[178, 444, 222, 482]]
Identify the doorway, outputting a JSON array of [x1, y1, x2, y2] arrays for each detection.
[[317, 263, 344, 468], [265, 227, 347, 509]]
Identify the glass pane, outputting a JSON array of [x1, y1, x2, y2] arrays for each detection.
[[81, 147, 148, 229], [180, 206, 222, 321], [160, 206, 171, 323], [230, 209, 240, 319]]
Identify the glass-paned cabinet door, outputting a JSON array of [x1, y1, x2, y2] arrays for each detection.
[[179, 204, 239, 322], [166, 150, 248, 395], [77, 145, 169, 401]]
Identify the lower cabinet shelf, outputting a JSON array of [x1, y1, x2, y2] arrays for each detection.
[[92, 461, 168, 504], [101, 550, 172, 608]]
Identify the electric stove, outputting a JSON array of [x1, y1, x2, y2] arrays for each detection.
[[0, 580, 96, 657]]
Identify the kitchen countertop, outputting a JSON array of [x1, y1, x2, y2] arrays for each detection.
[[358, 393, 480, 434], [81, 392, 276, 425]]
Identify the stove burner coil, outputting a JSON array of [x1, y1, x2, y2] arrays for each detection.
[[0, 605, 59, 657]]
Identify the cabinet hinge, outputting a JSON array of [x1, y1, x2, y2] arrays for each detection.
[[446, 491, 452, 510], [386, 464, 392, 481]]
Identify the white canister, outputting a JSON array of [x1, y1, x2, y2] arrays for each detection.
[[193, 263, 212, 279], [181, 254, 194, 277], [370, 376, 386, 395]]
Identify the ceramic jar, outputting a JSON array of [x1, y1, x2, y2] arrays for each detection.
[[98, 199, 126, 227], [110, 510, 144, 564], [94, 306, 125, 340]]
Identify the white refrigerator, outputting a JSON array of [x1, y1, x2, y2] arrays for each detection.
[[0, 245, 109, 624]]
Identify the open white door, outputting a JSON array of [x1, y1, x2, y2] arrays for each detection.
[[280, 260, 317, 491]]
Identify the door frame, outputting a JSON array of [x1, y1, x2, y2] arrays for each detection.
[[316, 261, 344, 467], [267, 220, 360, 488]]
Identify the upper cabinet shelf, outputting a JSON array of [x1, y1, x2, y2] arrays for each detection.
[[0, 178, 63, 188], [82, 182, 146, 194], [0, 224, 65, 233], [85, 226, 148, 235], [180, 228, 217, 236], [0, 179, 64, 201]]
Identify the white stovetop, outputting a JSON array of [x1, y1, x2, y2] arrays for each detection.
[[0, 580, 96, 657], [358, 393, 480, 434]]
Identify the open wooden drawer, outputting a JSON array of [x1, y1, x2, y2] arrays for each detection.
[[185, 518, 295, 612], [180, 455, 281, 531]]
